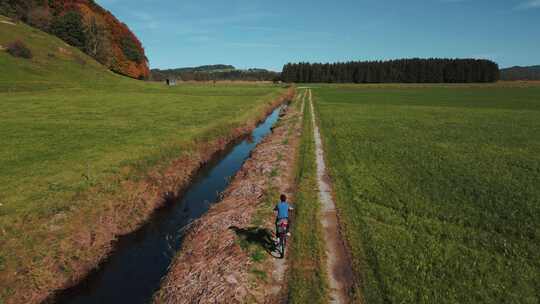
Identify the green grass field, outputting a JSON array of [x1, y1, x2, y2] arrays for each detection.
[[0, 85, 283, 221], [0, 16, 286, 301], [313, 84, 540, 303]]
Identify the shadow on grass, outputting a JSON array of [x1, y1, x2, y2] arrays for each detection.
[[229, 226, 277, 254]]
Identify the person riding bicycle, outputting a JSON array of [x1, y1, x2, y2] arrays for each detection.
[[274, 194, 293, 236]]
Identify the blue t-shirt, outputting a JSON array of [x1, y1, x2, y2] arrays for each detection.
[[276, 201, 290, 219]]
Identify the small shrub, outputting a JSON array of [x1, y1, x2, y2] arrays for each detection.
[[6, 40, 32, 59]]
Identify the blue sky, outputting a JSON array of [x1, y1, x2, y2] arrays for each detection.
[[96, 0, 540, 71]]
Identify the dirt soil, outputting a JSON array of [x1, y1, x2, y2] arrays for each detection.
[[154, 93, 304, 304], [4, 89, 293, 304], [309, 89, 355, 303]]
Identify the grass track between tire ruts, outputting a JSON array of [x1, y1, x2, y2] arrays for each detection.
[[287, 89, 328, 303], [313, 83, 540, 303]]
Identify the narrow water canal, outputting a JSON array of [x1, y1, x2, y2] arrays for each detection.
[[52, 106, 283, 304]]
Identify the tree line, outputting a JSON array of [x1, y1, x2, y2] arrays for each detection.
[[281, 59, 500, 83], [151, 68, 280, 82]]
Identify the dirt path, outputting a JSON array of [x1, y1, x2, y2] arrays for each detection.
[[0, 20, 16, 25], [309, 89, 354, 303], [268, 91, 307, 300]]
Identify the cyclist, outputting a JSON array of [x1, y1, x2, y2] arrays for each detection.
[[274, 194, 293, 236]]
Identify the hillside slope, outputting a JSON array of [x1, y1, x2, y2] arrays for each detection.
[[161, 64, 236, 73], [0, 0, 149, 79], [151, 64, 280, 82], [501, 65, 540, 81], [0, 14, 132, 90]]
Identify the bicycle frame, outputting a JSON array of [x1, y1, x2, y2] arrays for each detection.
[[276, 220, 288, 258]]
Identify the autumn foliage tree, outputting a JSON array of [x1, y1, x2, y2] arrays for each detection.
[[27, 6, 52, 31], [84, 16, 111, 64], [51, 10, 87, 49], [121, 35, 145, 63]]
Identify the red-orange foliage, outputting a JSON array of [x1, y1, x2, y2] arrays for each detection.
[[43, 0, 150, 79]]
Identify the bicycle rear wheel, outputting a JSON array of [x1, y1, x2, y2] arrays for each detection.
[[279, 235, 286, 258]]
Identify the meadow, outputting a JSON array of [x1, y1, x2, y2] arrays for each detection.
[[0, 85, 283, 221], [0, 16, 286, 301], [313, 83, 540, 303]]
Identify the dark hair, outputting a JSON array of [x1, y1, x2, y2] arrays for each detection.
[[280, 194, 287, 202]]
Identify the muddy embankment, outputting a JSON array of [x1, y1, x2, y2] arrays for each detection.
[[154, 94, 304, 303], [6, 88, 294, 304]]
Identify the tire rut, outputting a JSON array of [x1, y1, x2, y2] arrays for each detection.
[[309, 89, 355, 304]]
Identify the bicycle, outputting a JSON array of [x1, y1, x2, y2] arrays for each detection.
[[276, 219, 289, 258]]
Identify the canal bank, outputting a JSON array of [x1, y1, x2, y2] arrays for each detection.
[[40, 89, 294, 304], [154, 92, 304, 304]]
